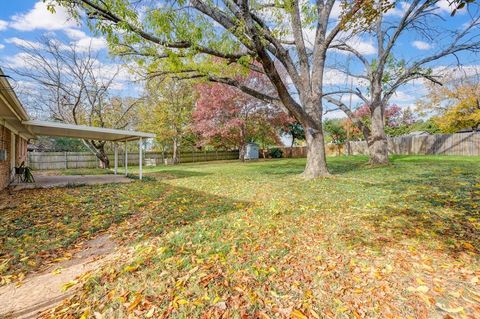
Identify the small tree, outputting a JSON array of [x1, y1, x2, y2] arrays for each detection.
[[139, 78, 196, 164], [280, 121, 305, 157], [419, 73, 480, 132], [324, 119, 347, 156], [10, 37, 138, 168], [193, 82, 284, 161]]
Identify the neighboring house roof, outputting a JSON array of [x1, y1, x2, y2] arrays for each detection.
[[0, 68, 154, 142]]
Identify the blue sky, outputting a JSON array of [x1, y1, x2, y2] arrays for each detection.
[[0, 0, 479, 120], [0, 0, 136, 105]]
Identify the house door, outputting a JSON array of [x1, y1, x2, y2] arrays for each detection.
[[10, 132, 15, 178]]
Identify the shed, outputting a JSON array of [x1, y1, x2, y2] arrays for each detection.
[[245, 143, 259, 160]]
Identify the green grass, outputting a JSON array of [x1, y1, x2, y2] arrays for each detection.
[[2, 156, 480, 318]]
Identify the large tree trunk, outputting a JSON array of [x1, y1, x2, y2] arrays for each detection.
[[303, 123, 330, 178], [367, 103, 389, 165], [83, 140, 110, 168], [97, 146, 110, 169], [239, 143, 246, 162]]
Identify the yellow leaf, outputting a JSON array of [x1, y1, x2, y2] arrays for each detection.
[[177, 299, 188, 305], [417, 285, 429, 293], [291, 309, 308, 319], [123, 264, 140, 272], [62, 280, 78, 291], [52, 268, 63, 275]]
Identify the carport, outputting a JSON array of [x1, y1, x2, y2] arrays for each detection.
[[22, 120, 155, 180]]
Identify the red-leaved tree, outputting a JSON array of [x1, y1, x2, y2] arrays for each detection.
[[193, 72, 291, 160]]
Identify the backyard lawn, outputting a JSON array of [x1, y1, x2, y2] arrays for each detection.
[[1, 156, 479, 318]]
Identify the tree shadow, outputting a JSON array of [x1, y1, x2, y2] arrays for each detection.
[[0, 180, 247, 279], [149, 169, 212, 179], [113, 181, 250, 243], [342, 167, 480, 256], [251, 157, 369, 176]]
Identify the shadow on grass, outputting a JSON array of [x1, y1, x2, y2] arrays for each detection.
[[250, 157, 369, 176], [342, 166, 480, 255], [0, 179, 248, 279], [149, 169, 212, 180], [114, 181, 250, 243]]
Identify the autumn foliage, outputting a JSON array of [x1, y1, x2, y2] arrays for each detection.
[[192, 72, 293, 159]]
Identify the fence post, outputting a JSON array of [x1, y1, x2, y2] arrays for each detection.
[[64, 152, 68, 169], [204, 150, 207, 161]]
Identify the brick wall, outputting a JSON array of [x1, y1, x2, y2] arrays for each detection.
[[0, 124, 28, 190], [0, 124, 11, 190]]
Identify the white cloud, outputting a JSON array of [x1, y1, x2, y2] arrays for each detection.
[[331, 36, 377, 56], [351, 38, 376, 55], [0, 44, 4, 50], [323, 69, 368, 87], [2, 53, 34, 68], [390, 90, 417, 103], [432, 64, 480, 80], [64, 28, 87, 40], [330, 2, 342, 19], [412, 40, 432, 50], [385, 2, 410, 17], [436, 0, 466, 14], [0, 20, 8, 31], [10, 1, 77, 31], [74, 37, 107, 52], [5, 37, 43, 49], [63, 28, 107, 52]]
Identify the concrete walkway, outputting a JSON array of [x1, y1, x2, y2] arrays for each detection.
[[0, 235, 117, 319], [12, 175, 132, 190]]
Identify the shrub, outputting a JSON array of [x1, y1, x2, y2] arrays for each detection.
[[269, 148, 283, 158]]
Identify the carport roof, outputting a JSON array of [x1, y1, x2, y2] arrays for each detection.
[[22, 120, 155, 142]]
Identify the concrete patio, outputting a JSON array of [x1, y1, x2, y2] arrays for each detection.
[[11, 174, 132, 190]]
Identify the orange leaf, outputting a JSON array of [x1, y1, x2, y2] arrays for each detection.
[[128, 294, 143, 312]]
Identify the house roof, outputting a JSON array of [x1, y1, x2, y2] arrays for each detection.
[[0, 70, 35, 139], [0, 68, 154, 142]]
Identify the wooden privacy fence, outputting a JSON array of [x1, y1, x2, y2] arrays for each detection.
[[272, 132, 480, 158], [347, 132, 480, 156], [270, 144, 344, 158], [28, 150, 240, 170]]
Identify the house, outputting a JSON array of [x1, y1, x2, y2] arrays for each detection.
[[0, 70, 33, 190], [0, 68, 154, 191]]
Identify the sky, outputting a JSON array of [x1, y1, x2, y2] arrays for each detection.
[[0, 0, 139, 110], [0, 0, 479, 122]]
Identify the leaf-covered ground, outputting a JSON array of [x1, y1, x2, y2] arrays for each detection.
[[1, 156, 479, 318]]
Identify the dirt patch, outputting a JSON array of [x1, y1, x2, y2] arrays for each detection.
[[0, 234, 116, 319]]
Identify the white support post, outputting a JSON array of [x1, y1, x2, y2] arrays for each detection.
[[139, 137, 143, 180], [114, 143, 118, 175], [124, 141, 128, 176]]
